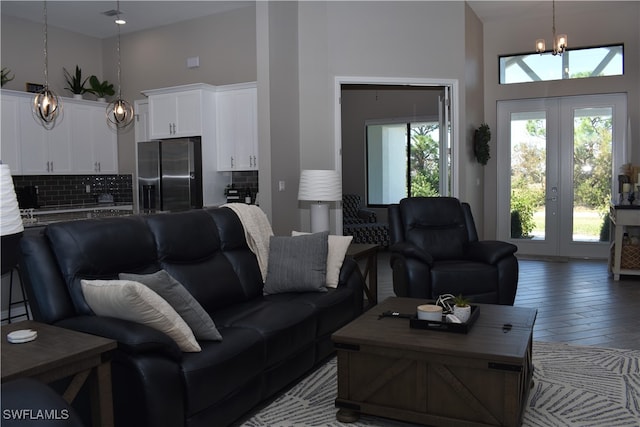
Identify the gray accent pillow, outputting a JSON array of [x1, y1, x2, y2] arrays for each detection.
[[119, 270, 222, 341], [264, 231, 329, 295]]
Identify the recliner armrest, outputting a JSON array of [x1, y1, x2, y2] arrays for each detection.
[[390, 242, 433, 265], [465, 240, 517, 265], [55, 315, 183, 361]]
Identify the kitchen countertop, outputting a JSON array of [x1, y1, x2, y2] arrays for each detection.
[[22, 203, 134, 228]]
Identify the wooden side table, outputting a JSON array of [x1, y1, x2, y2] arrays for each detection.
[[346, 243, 379, 308], [609, 205, 640, 280], [1, 320, 117, 427]]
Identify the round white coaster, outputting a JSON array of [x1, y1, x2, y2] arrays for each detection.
[[7, 329, 38, 344]]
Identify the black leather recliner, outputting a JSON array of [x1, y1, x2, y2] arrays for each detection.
[[388, 197, 518, 305]]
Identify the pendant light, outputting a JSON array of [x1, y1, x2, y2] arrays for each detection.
[[32, 0, 61, 129], [535, 0, 568, 56], [106, 1, 134, 129]]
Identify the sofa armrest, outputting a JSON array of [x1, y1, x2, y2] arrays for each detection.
[[55, 315, 182, 361], [465, 240, 517, 265], [337, 257, 364, 313], [390, 242, 434, 265]]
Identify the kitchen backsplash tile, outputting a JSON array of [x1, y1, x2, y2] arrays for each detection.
[[13, 174, 133, 207]]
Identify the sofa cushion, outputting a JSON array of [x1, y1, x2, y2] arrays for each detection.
[[180, 326, 264, 417], [144, 210, 264, 313], [214, 299, 317, 367], [292, 231, 353, 288], [45, 216, 159, 315], [81, 279, 201, 352], [119, 270, 222, 341], [264, 231, 329, 295]]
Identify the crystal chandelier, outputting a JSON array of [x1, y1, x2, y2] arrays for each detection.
[[535, 0, 568, 56], [32, 0, 61, 128]]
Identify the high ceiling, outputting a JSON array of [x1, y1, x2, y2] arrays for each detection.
[[0, 1, 615, 40], [0, 1, 254, 39]]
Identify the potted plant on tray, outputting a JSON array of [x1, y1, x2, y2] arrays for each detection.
[[453, 294, 471, 323], [63, 65, 90, 99], [87, 75, 115, 102]]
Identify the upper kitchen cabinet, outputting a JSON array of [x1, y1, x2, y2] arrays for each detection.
[[19, 96, 73, 175], [216, 83, 258, 171], [1, 90, 118, 175], [1, 93, 22, 174], [134, 100, 149, 143], [70, 103, 118, 174], [144, 84, 216, 139]]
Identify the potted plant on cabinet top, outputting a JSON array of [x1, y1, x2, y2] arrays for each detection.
[[452, 294, 471, 323], [87, 75, 115, 102], [63, 65, 90, 99], [1, 67, 14, 86]]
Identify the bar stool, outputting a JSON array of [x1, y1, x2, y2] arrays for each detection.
[[1, 232, 30, 323]]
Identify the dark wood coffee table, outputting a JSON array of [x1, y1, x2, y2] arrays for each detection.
[[332, 297, 537, 427], [1, 320, 117, 427]]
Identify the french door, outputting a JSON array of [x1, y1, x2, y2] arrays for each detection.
[[497, 94, 627, 258]]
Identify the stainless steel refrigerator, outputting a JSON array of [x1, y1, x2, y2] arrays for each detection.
[[137, 138, 203, 212]]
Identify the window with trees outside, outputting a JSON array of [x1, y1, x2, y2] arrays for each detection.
[[366, 120, 450, 206], [499, 44, 623, 84]]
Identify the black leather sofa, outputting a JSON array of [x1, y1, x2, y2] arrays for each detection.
[[19, 207, 364, 427]]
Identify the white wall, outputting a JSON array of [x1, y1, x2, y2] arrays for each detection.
[[481, 1, 640, 239]]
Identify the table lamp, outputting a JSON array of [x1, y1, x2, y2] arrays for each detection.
[[298, 169, 342, 233]]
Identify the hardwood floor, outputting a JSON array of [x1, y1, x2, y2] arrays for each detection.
[[374, 251, 640, 350]]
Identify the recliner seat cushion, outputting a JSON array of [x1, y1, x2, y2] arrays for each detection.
[[430, 261, 497, 300]]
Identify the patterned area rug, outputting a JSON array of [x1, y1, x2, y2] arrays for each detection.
[[239, 342, 640, 426]]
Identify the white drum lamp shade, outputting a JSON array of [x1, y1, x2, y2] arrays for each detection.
[[298, 170, 342, 233], [0, 164, 24, 237]]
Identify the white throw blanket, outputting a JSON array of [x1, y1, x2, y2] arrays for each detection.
[[222, 203, 273, 281]]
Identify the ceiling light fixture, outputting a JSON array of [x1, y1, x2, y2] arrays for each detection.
[[106, 1, 134, 129], [535, 0, 567, 56], [32, 0, 61, 128]]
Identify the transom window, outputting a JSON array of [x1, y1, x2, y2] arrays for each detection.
[[499, 44, 623, 84]]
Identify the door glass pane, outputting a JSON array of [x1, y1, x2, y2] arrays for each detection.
[[367, 123, 407, 205], [572, 107, 613, 242], [510, 112, 547, 240], [409, 122, 440, 197]]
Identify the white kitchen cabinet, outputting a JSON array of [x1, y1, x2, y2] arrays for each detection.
[[1, 89, 117, 175], [216, 83, 258, 171], [70, 103, 118, 174], [19, 97, 73, 175], [134, 100, 149, 143], [1, 94, 22, 173], [146, 88, 204, 139]]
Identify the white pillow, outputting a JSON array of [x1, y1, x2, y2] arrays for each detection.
[[81, 279, 201, 352], [292, 231, 353, 288]]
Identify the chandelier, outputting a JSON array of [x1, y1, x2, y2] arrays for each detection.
[[106, 1, 134, 129], [32, 0, 61, 128], [535, 0, 567, 56]]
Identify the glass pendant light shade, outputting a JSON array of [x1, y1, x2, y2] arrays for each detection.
[[555, 34, 568, 53], [106, 98, 134, 128], [535, 39, 546, 54]]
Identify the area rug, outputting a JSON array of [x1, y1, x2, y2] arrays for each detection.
[[239, 342, 640, 426]]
